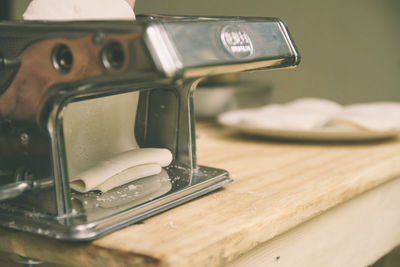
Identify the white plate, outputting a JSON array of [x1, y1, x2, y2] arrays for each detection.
[[218, 110, 400, 141]]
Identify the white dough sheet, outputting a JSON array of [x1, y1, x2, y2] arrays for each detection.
[[62, 75, 173, 193], [238, 98, 343, 131], [226, 98, 400, 132], [327, 102, 400, 131], [69, 148, 173, 193], [24, 0, 174, 193]]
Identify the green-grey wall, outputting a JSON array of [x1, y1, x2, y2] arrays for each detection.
[[136, 0, 400, 104], [10, 0, 30, 19]]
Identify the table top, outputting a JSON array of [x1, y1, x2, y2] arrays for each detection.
[[1, 122, 400, 267]]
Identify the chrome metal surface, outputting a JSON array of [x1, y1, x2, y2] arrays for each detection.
[[277, 20, 301, 67], [0, 165, 231, 240], [0, 181, 31, 201], [157, 16, 300, 77], [145, 24, 183, 77], [11, 255, 43, 265], [0, 15, 299, 240], [0, 176, 53, 201], [220, 25, 254, 58]]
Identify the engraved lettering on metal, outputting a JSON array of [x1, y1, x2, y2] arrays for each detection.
[[220, 25, 254, 58]]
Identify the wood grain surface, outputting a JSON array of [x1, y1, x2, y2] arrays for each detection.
[[1, 122, 400, 266]]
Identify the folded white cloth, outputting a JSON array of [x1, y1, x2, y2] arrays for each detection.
[[23, 0, 135, 20], [236, 98, 400, 132]]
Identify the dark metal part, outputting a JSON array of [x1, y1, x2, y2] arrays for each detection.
[[0, 56, 20, 71]]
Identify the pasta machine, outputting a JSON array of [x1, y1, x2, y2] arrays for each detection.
[[0, 15, 299, 240]]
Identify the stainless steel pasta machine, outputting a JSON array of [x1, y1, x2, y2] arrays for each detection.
[[0, 15, 299, 240]]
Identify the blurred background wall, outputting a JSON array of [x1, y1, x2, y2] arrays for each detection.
[[7, 0, 400, 104]]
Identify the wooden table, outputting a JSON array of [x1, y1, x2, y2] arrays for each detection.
[[1, 122, 400, 266]]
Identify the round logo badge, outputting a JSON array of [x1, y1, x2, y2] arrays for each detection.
[[220, 25, 254, 58]]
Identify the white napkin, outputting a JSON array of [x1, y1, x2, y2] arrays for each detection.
[[237, 98, 400, 132], [23, 0, 135, 20]]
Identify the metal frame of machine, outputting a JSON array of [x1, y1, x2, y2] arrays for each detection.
[[0, 15, 299, 240]]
